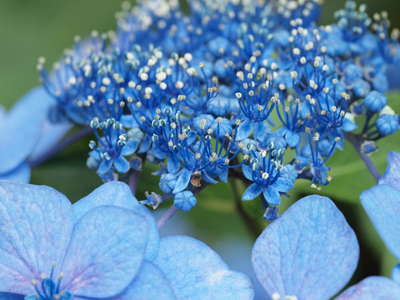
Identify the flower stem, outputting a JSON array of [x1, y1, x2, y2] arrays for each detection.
[[344, 132, 381, 183], [30, 126, 92, 168], [157, 204, 179, 229]]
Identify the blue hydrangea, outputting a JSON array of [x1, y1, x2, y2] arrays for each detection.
[[251, 194, 400, 299]]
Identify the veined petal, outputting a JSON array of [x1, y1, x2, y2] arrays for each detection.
[[97, 158, 113, 174], [167, 154, 181, 175], [105, 261, 177, 300], [361, 184, 400, 260], [0, 181, 73, 295], [0, 87, 53, 173], [340, 118, 358, 132], [335, 276, 400, 300], [242, 183, 262, 201], [73, 181, 159, 261], [0, 162, 30, 183], [379, 151, 400, 192], [153, 236, 254, 300], [252, 195, 359, 300], [61, 206, 148, 298]]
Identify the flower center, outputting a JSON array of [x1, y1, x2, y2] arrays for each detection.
[[27, 262, 72, 300]]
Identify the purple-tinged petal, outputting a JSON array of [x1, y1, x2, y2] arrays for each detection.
[[61, 206, 148, 298], [0, 87, 53, 174], [29, 120, 73, 162], [114, 156, 130, 173], [262, 186, 281, 206], [335, 276, 400, 300], [236, 119, 253, 140], [379, 151, 400, 192], [105, 261, 177, 300], [0, 181, 73, 295], [73, 181, 159, 261], [252, 195, 359, 300], [153, 236, 254, 300], [0, 162, 30, 183], [361, 184, 400, 260], [172, 169, 192, 194], [242, 183, 263, 201], [0, 292, 23, 300]]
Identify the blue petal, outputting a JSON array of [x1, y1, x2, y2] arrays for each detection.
[[73, 181, 160, 261], [98, 158, 113, 174], [29, 120, 73, 162], [0, 181, 73, 296], [219, 166, 229, 183], [341, 118, 358, 132], [285, 130, 300, 148], [61, 206, 148, 298], [242, 183, 263, 201], [262, 186, 281, 205], [361, 184, 400, 260], [252, 195, 359, 299], [138, 134, 152, 153], [167, 154, 181, 175], [107, 261, 177, 300], [335, 276, 400, 300], [242, 164, 253, 181], [236, 119, 253, 140], [0, 292, 23, 300], [379, 151, 400, 192], [201, 170, 218, 184], [273, 178, 295, 193], [0, 86, 53, 173], [153, 236, 254, 300], [172, 169, 192, 194], [114, 156, 130, 173], [121, 141, 139, 156], [0, 162, 30, 183]]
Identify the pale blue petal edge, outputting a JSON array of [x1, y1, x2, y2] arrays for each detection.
[[104, 261, 177, 300], [335, 276, 400, 300], [153, 235, 255, 300], [0, 162, 30, 183], [361, 184, 400, 261], [0, 86, 53, 173], [73, 181, 160, 261], [252, 195, 359, 300], [378, 151, 400, 192]]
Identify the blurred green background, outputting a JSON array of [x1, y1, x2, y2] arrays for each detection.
[[1, 0, 400, 298]]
